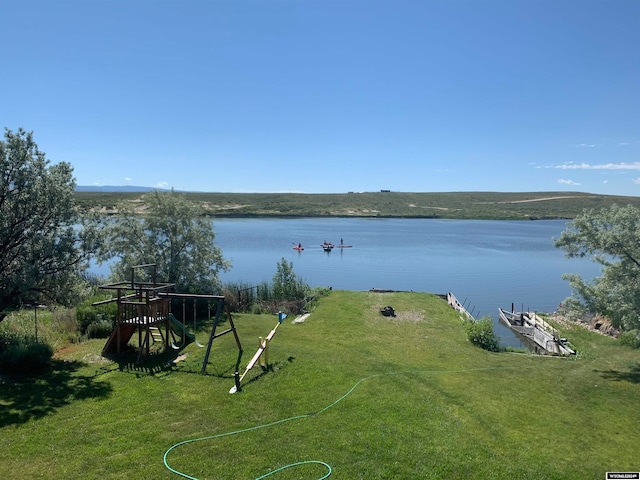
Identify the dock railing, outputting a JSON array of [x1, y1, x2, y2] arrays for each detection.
[[445, 292, 476, 322]]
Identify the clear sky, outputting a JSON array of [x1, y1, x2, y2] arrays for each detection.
[[2, 0, 639, 195]]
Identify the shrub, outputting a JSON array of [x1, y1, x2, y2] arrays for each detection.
[[0, 332, 19, 354], [270, 258, 310, 314], [619, 330, 640, 349], [76, 295, 116, 335], [0, 335, 54, 375], [464, 317, 501, 352], [86, 317, 113, 339]]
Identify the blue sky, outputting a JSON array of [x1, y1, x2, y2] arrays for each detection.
[[2, 0, 639, 195]]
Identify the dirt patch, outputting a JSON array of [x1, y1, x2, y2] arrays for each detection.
[[203, 203, 250, 211], [502, 195, 596, 204], [371, 304, 424, 322], [82, 353, 112, 364], [394, 310, 424, 322], [53, 345, 76, 358], [341, 208, 380, 215], [408, 204, 450, 211]]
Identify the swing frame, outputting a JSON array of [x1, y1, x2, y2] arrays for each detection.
[[160, 293, 243, 374]]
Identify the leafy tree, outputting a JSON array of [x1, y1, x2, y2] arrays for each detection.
[[97, 189, 229, 293], [273, 257, 296, 299], [273, 257, 309, 298], [270, 257, 310, 313], [554, 204, 640, 330], [0, 128, 93, 322]]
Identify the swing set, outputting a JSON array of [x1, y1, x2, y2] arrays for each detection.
[[161, 292, 243, 374], [230, 311, 286, 394], [96, 264, 289, 392]]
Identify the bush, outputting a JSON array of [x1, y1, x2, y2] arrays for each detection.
[[85, 318, 113, 339], [464, 317, 501, 352], [269, 258, 310, 314], [76, 295, 116, 335], [619, 330, 640, 349], [0, 332, 19, 355], [0, 334, 54, 375]]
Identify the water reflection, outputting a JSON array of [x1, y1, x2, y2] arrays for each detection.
[[214, 218, 601, 348]]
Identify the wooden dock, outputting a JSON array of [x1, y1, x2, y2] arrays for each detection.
[[443, 292, 476, 322], [499, 308, 575, 356]]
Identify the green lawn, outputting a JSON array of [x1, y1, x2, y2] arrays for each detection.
[[2, 291, 639, 479]]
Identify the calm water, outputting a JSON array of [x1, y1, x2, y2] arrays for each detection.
[[212, 218, 601, 348], [90, 218, 600, 347]]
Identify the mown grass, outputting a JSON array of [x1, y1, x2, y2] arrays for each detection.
[[1, 291, 639, 479], [75, 191, 640, 220]]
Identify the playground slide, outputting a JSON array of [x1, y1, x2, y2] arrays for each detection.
[[102, 324, 137, 355], [169, 313, 196, 343]]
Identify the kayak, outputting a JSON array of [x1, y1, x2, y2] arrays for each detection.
[[293, 246, 304, 251]]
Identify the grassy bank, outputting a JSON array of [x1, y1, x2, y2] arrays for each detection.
[[1, 290, 638, 479], [75, 191, 640, 220]]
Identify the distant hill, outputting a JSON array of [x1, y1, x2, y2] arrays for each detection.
[[76, 185, 169, 193], [74, 190, 640, 220]]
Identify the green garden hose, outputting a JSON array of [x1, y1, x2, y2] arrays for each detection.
[[163, 367, 506, 479]]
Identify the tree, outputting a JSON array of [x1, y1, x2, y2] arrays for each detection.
[[97, 189, 229, 293], [554, 204, 640, 330], [272, 257, 298, 299], [0, 128, 93, 321], [271, 257, 310, 313]]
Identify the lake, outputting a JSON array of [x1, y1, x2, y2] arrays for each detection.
[[90, 217, 600, 348], [211, 217, 601, 348]]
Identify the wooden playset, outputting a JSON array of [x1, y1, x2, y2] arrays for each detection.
[[94, 264, 242, 367]]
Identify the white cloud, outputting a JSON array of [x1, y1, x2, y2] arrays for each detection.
[[633, 178, 640, 185], [124, 177, 132, 182], [156, 181, 169, 189], [558, 179, 582, 186], [572, 143, 596, 148], [552, 162, 640, 171], [619, 142, 630, 146]]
